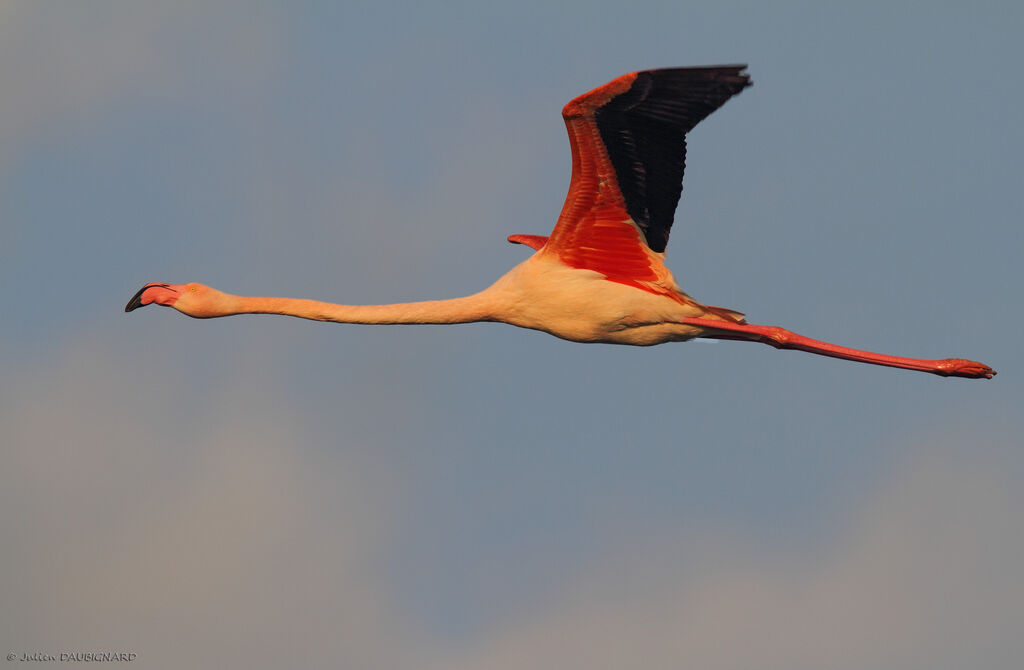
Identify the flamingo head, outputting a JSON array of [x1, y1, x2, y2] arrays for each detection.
[[125, 282, 230, 318]]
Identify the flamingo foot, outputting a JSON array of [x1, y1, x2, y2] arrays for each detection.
[[932, 359, 996, 379]]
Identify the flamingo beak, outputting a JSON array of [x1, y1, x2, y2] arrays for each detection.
[[124, 285, 150, 312], [124, 283, 179, 312]]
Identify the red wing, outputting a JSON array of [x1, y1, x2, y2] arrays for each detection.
[[542, 71, 661, 285], [542, 67, 751, 290], [507, 234, 549, 251]]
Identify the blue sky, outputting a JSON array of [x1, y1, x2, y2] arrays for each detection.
[[2, 2, 1021, 668]]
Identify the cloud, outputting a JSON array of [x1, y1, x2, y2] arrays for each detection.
[[0, 336, 422, 668], [443, 437, 1023, 670], [4, 333, 1020, 669], [0, 2, 280, 170]]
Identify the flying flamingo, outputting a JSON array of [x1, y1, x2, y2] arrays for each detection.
[[126, 66, 994, 379]]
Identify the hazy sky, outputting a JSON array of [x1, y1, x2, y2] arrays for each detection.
[[2, 2, 1021, 668]]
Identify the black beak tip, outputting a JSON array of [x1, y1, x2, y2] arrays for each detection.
[[125, 285, 148, 313]]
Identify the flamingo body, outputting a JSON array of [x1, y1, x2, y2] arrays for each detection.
[[126, 66, 995, 379], [479, 255, 706, 345]]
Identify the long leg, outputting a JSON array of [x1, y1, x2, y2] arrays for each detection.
[[681, 317, 995, 379]]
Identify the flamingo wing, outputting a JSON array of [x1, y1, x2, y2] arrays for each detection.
[[542, 66, 751, 286]]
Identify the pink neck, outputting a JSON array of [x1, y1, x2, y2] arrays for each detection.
[[220, 293, 497, 325]]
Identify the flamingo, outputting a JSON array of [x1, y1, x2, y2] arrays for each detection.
[[126, 65, 994, 379]]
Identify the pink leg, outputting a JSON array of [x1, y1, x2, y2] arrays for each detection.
[[681, 317, 995, 379]]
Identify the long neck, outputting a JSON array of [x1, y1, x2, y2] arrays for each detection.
[[220, 291, 498, 325]]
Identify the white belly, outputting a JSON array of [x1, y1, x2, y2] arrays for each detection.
[[483, 255, 706, 346]]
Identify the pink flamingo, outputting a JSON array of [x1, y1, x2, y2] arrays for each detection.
[[126, 66, 994, 379]]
